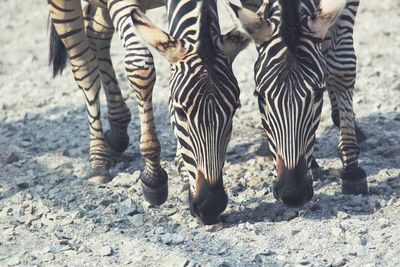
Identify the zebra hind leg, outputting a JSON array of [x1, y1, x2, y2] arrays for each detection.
[[328, 84, 368, 195], [84, 4, 131, 158], [48, 0, 112, 185], [108, 1, 168, 205]]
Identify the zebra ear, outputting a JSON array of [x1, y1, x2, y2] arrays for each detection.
[[131, 9, 189, 63], [215, 27, 250, 59], [307, 0, 346, 38], [226, 1, 274, 44]]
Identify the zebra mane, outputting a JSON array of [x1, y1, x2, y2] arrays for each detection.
[[280, 0, 302, 55], [198, 0, 217, 81]]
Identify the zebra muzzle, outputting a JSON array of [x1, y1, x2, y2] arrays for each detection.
[[189, 170, 228, 225]]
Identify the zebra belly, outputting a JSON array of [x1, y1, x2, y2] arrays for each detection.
[[83, 0, 165, 10]]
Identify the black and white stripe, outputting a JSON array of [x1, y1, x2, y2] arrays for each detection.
[[231, 0, 368, 196]]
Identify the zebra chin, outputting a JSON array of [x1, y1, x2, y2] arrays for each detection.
[[189, 170, 228, 225], [273, 154, 314, 208]]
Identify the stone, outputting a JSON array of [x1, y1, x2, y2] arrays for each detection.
[[170, 233, 185, 245], [6, 152, 19, 164], [128, 214, 145, 227], [6, 256, 21, 266], [332, 227, 344, 238], [40, 253, 55, 262], [377, 218, 390, 229], [283, 210, 298, 221], [93, 245, 113, 256], [120, 198, 140, 216], [336, 211, 350, 220], [111, 171, 140, 188], [19, 214, 38, 226], [16, 182, 29, 190], [331, 256, 347, 267], [160, 233, 173, 245]]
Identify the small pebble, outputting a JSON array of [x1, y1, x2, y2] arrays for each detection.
[[377, 218, 390, 229], [93, 245, 113, 256], [6, 152, 19, 164]]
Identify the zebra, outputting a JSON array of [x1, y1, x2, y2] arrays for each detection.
[[227, 0, 368, 207], [48, 0, 249, 224]]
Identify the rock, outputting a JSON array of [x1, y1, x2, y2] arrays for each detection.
[[6, 256, 21, 266], [154, 226, 166, 235], [170, 233, 185, 245], [282, 210, 298, 221], [331, 227, 344, 238], [6, 152, 19, 164], [160, 233, 185, 245], [336, 211, 350, 220], [357, 226, 368, 235], [35, 201, 50, 216], [16, 182, 29, 190], [387, 197, 396, 206], [378, 218, 390, 229], [77, 245, 91, 253], [111, 171, 140, 188], [19, 214, 38, 226], [331, 256, 347, 267], [160, 233, 172, 245], [40, 253, 55, 262], [120, 198, 140, 216], [128, 214, 145, 227], [206, 223, 224, 232], [93, 245, 113, 256]]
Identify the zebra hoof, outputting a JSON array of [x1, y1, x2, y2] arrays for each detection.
[[88, 166, 112, 185], [340, 166, 368, 195], [310, 159, 324, 181], [104, 129, 129, 158], [141, 169, 168, 206]]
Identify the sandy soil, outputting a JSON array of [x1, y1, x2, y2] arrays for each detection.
[[0, 0, 399, 266]]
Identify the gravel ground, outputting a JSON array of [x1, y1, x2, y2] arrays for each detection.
[[0, 0, 399, 266]]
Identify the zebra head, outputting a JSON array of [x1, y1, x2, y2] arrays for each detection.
[[229, 0, 345, 207], [131, 0, 249, 224]]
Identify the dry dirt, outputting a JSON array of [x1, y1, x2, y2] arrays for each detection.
[[0, 0, 399, 266]]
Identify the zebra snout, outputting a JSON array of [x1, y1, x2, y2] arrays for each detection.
[[189, 170, 228, 225], [274, 155, 314, 208]]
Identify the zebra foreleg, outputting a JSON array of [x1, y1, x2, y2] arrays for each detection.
[[331, 86, 368, 195], [328, 88, 367, 144], [48, 0, 112, 184], [108, 0, 168, 205], [84, 5, 131, 157]]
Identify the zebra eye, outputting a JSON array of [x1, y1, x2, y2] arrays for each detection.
[[175, 107, 187, 122]]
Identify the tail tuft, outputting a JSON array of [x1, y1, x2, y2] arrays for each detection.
[[48, 18, 68, 78]]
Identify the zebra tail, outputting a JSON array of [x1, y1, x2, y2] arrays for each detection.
[[48, 17, 67, 78]]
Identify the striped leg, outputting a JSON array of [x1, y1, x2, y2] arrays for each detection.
[[48, 0, 111, 184], [83, 5, 131, 157], [108, 0, 168, 205], [328, 88, 366, 143], [327, 79, 368, 195]]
